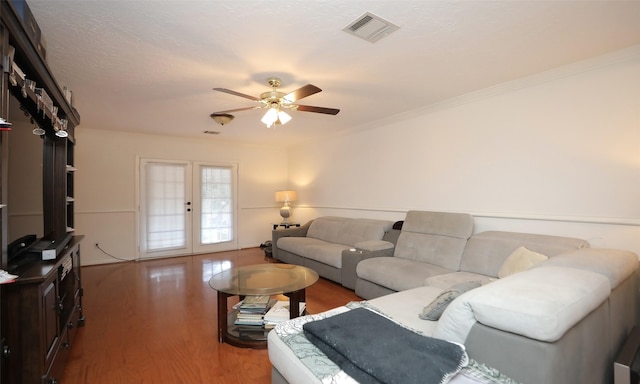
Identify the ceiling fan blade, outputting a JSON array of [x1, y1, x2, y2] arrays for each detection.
[[210, 107, 258, 115], [295, 105, 340, 115], [282, 84, 322, 103], [213, 88, 259, 101]]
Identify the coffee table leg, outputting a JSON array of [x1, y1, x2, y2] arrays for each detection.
[[217, 291, 229, 343], [288, 289, 305, 319]]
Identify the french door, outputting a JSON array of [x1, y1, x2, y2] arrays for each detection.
[[138, 158, 238, 259]]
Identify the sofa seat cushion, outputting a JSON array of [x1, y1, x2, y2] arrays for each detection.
[[425, 272, 495, 289], [444, 266, 611, 343], [365, 285, 443, 336], [357, 257, 451, 292], [420, 281, 481, 320], [277, 237, 350, 268]]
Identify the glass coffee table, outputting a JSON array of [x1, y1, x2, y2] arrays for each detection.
[[209, 263, 319, 348]]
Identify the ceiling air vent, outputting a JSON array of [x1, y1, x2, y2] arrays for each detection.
[[203, 130, 220, 135], [343, 12, 399, 43]]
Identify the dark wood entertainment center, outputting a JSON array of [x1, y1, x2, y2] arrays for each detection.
[[0, 1, 83, 383]]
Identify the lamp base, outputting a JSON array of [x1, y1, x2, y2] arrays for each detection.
[[280, 205, 291, 224]]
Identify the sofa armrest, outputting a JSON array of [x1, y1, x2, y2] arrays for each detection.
[[435, 266, 611, 344], [271, 221, 312, 260], [354, 240, 395, 252], [341, 241, 395, 290]]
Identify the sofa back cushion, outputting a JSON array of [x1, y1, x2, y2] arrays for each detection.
[[542, 248, 639, 289], [459, 231, 590, 277], [307, 216, 393, 246], [306, 217, 346, 243], [394, 211, 474, 270]]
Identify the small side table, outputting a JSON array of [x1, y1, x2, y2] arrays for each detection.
[[273, 223, 301, 230]]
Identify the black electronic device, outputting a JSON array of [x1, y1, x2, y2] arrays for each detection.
[[7, 233, 37, 262], [7, 234, 38, 272]]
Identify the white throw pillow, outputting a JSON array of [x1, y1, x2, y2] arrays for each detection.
[[498, 246, 548, 278]]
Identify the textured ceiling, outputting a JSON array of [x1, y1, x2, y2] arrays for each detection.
[[26, 0, 640, 146]]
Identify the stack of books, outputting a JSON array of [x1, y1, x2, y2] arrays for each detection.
[[263, 301, 306, 329], [234, 295, 275, 327]]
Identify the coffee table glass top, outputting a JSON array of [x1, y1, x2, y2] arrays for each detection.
[[209, 264, 319, 296]]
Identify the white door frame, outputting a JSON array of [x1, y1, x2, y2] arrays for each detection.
[[136, 157, 239, 260], [192, 161, 239, 254]]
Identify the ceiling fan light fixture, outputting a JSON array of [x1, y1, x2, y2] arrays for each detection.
[[277, 110, 291, 125], [210, 113, 234, 126], [262, 107, 292, 128], [211, 77, 339, 128], [261, 107, 279, 128]]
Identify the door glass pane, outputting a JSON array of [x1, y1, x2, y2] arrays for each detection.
[[145, 162, 187, 251], [200, 166, 233, 244]]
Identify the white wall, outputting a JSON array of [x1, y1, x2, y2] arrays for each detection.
[[75, 129, 289, 265], [75, 47, 640, 266], [288, 47, 640, 255]]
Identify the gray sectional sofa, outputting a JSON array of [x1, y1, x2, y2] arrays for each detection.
[[355, 210, 476, 298], [272, 216, 395, 288], [355, 210, 592, 299], [268, 210, 640, 384]]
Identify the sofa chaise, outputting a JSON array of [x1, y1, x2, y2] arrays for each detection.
[[268, 210, 640, 384], [272, 216, 395, 288]]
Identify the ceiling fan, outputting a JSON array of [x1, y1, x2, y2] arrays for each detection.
[[210, 77, 340, 128]]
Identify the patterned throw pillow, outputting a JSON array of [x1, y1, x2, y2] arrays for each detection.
[[419, 281, 481, 320]]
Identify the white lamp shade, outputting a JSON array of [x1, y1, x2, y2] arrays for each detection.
[[277, 110, 291, 124], [262, 107, 292, 128], [261, 107, 278, 127], [275, 190, 297, 203]]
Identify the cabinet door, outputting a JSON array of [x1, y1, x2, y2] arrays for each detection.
[[71, 244, 84, 328], [43, 327, 70, 384], [42, 280, 59, 366]]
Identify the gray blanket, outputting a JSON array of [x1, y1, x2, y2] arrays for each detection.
[[303, 307, 468, 384]]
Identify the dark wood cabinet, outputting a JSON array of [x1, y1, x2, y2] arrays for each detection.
[[3, 237, 84, 384]]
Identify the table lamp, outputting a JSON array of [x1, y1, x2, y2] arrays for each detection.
[[275, 190, 297, 224]]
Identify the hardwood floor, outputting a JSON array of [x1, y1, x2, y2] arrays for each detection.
[[61, 248, 361, 383]]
